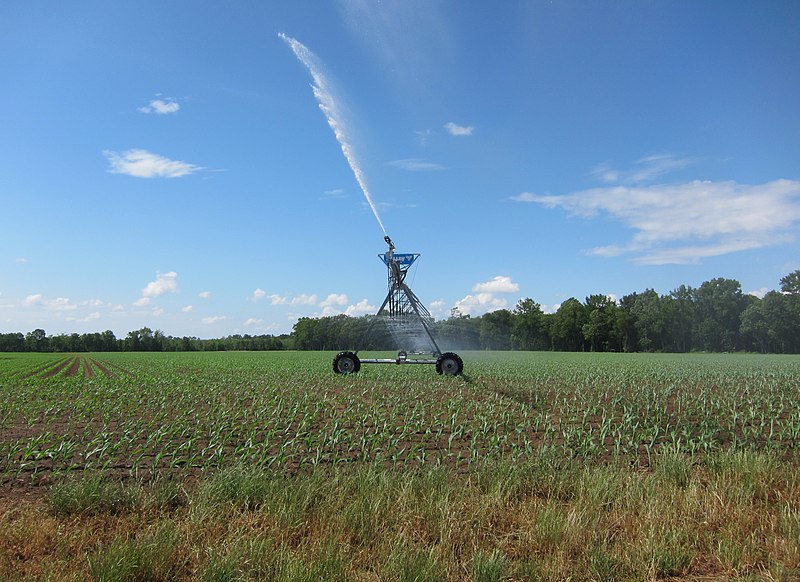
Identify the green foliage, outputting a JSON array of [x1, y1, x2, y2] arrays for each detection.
[[472, 548, 508, 582], [48, 474, 139, 516], [88, 526, 178, 582], [2, 271, 799, 354]]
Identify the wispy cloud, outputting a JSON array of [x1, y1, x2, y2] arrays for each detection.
[[388, 158, 446, 171], [138, 96, 180, 115], [43, 297, 77, 311], [104, 149, 203, 178], [444, 121, 474, 136], [202, 315, 227, 325], [591, 154, 695, 185], [23, 294, 43, 306], [513, 179, 800, 265], [415, 129, 432, 146], [322, 188, 347, 199], [66, 312, 100, 323], [22, 294, 78, 311]]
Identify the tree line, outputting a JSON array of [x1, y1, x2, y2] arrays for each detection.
[[2, 271, 798, 354], [0, 327, 289, 353], [292, 272, 800, 354]]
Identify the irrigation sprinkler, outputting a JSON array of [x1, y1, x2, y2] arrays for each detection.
[[333, 236, 464, 376]]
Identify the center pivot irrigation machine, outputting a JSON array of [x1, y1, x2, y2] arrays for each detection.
[[333, 237, 464, 376]]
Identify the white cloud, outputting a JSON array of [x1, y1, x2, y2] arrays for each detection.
[[415, 129, 432, 146], [513, 179, 800, 265], [199, 291, 211, 298], [202, 315, 227, 325], [263, 293, 318, 306], [444, 122, 474, 136], [22, 294, 78, 311], [345, 299, 375, 316], [451, 276, 520, 317], [592, 154, 695, 185], [244, 318, 262, 326], [152, 307, 164, 316], [104, 149, 202, 178], [473, 276, 520, 294], [44, 297, 77, 311], [142, 271, 178, 298], [252, 288, 267, 301], [181, 305, 193, 313], [322, 188, 347, 199], [66, 312, 101, 323], [23, 294, 42, 306], [320, 293, 348, 316], [748, 287, 770, 299], [133, 297, 151, 307], [453, 293, 507, 317], [320, 293, 348, 307], [15, 257, 27, 264], [388, 158, 446, 171], [429, 299, 448, 320], [138, 97, 180, 115]]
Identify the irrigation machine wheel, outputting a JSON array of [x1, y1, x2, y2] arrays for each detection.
[[333, 351, 361, 374], [436, 352, 464, 376]]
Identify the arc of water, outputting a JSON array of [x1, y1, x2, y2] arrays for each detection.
[[280, 33, 387, 236]]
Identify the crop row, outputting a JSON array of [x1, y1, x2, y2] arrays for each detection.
[[2, 351, 799, 486]]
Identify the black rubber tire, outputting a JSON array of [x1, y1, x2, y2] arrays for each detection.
[[333, 351, 360, 374], [436, 352, 463, 376]]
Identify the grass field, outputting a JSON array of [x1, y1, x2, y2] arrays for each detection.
[[1, 351, 799, 580]]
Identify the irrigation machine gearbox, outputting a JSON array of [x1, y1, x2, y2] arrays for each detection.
[[332, 236, 463, 376]]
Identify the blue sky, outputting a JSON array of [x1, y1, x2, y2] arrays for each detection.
[[2, 1, 799, 338]]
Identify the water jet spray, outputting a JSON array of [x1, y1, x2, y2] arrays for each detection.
[[279, 33, 387, 236], [280, 34, 462, 375]]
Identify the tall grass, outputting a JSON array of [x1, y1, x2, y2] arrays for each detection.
[[1, 452, 798, 580]]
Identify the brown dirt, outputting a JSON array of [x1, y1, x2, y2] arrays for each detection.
[[65, 357, 81, 377], [42, 358, 75, 378], [82, 357, 95, 378], [89, 359, 115, 378], [20, 357, 70, 380]]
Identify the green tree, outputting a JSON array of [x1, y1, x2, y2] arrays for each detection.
[[621, 289, 665, 352], [663, 285, 695, 352], [435, 311, 481, 350], [0, 332, 24, 351], [479, 309, 513, 350], [512, 298, 549, 350], [693, 278, 752, 351], [780, 270, 800, 295], [740, 298, 769, 353], [582, 294, 620, 352], [24, 328, 48, 352], [551, 298, 587, 352], [761, 290, 800, 353]]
